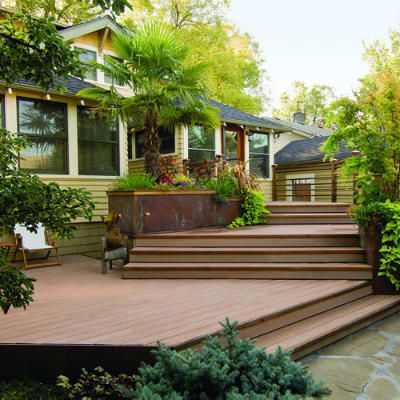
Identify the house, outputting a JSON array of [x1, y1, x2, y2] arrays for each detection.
[[273, 136, 354, 202], [1, 11, 325, 257]]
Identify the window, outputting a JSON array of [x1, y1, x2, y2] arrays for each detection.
[[249, 132, 270, 178], [17, 98, 68, 174], [77, 106, 119, 175], [104, 55, 124, 85], [77, 48, 97, 81], [224, 130, 239, 164], [188, 125, 215, 164], [134, 127, 175, 159], [0, 95, 4, 128], [127, 132, 133, 160]]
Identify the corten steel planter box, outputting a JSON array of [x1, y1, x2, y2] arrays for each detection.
[[107, 190, 242, 237]]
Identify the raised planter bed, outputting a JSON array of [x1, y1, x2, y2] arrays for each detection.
[[107, 190, 242, 237]]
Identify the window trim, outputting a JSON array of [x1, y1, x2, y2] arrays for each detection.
[[132, 127, 177, 160], [77, 105, 120, 176], [17, 96, 69, 174]]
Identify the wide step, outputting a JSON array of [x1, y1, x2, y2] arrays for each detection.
[[130, 247, 366, 263], [267, 213, 352, 224], [255, 295, 400, 360], [266, 202, 350, 214], [123, 262, 372, 280]]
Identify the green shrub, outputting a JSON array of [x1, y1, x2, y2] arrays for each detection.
[[229, 190, 270, 228], [123, 319, 330, 399], [0, 378, 67, 400], [58, 367, 134, 400], [204, 174, 239, 201], [112, 174, 157, 190]]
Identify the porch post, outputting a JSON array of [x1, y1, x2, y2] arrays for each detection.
[[331, 158, 338, 203], [272, 164, 278, 201]]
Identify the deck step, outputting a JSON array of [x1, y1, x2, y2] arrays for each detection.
[[173, 280, 372, 349], [123, 262, 372, 280], [130, 246, 366, 263], [266, 202, 351, 214], [255, 295, 400, 360], [267, 213, 352, 224]]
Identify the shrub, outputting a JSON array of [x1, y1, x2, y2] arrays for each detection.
[[204, 174, 239, 202], [124, 319, 330, 399], [112, 174, 157, 190], [155, 156, 178, 183], [191, 159, 219, 180], [0, 378, 67, 400], [229, 190, 270, 228], [57, 367, 135, 400]]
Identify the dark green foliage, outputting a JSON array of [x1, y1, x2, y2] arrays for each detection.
[[57, 367, 135, 399], [0, 249, 35, 314], [112, 173, 157, 191], [229, 190, 270, 228], [204, 174, 239, 202], [0, 378, 67, 400], [124, 319, 330, 399]]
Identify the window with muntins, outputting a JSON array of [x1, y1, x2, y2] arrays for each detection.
[[77, 106, 119, 176], [77, 48, 97, 81], [135, 127, 175, 159], [188, 125, 215, 164], [249, 132, 270, 178], [104, 55, 124, 85], [17, 98, 68, 174]]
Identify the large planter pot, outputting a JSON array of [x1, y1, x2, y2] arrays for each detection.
[[107, 190, 242, 237]]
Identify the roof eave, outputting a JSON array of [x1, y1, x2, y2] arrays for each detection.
[[221, 118, 293, 132]]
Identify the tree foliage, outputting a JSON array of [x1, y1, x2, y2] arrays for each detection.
[[273, 81, 336, 126], [122, 0, 266, 114], [78, 22, 219, 173], [323, 30, 400, 203]]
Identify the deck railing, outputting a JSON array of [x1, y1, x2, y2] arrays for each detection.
[[272, 151, 360, 203]]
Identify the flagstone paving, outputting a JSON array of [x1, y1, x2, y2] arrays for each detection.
[[303, 312, 400, 399]]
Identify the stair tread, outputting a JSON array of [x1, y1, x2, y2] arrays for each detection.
[[268, 213, 349, 217], [124, 262, 372, 271], [256, 295, 400, 351], [131, 246, 365, 254]]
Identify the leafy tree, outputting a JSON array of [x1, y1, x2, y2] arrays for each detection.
[[273, 81, 336, 126], [323, 30, 400, 203], [122, 0, 266, 114], [79, 22, 219, 173]]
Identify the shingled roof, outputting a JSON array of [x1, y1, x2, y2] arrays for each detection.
[[10, 76, 98, 95], [271, 118, 333, 137], [275, 136, 353, 166], [210, 100, 291, 131]]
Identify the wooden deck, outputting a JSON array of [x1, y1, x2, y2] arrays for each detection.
[[0, 255, 363, 347]]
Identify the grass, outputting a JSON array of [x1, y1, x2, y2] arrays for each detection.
[[203, 174, 240, 201], [112, 173, 157, 190]]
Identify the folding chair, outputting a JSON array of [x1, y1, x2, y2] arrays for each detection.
[[13, 224, 61, 269]]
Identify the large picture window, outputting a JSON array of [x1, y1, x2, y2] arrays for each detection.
[[134, 127, 175, 159], [17, 98, 68, 174], [77, 48, 97, 81], [249, 132, 270, 178], [188, 126, 215, 164], [77, 106, 119, 176]]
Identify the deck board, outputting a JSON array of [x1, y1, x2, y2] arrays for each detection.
[[0, 255, 368, 347]]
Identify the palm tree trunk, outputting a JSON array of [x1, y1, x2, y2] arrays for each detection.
[[144, 113, 160, 174]]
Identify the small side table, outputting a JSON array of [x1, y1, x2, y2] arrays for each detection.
[[0, 241, 15, 256]]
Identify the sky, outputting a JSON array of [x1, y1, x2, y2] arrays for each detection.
[[228, 0, 400, 110]]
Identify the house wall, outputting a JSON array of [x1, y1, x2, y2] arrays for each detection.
[[276, 161, 353, 203], [273, 131, 306, 153], [2, 87, 127, 258]]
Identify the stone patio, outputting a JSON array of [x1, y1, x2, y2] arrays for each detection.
[[303, 312, 400, 400]]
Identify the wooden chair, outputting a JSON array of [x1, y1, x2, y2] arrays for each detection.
[[13, 224, 61, 269]]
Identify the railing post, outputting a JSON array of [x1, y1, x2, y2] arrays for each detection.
[[182, 158, 190, 177], [352, 150, 361, 203], [331, 158, 338, 203], [272, 164, 278, 201]]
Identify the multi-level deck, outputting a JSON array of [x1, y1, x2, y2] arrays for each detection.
[[0, 202, 399, 379]]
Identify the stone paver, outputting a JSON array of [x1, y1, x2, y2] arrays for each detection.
[[303, 311, 400, 400]]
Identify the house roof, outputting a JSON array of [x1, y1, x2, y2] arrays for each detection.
[[60, 15, 125, 41], [271, 118, 333, 137], [210, 100, 291, 131], [274, 136, 352, 166], [10, 76, 97, 96]]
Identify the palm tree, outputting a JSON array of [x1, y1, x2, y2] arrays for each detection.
[[78, 22, 219, 173]]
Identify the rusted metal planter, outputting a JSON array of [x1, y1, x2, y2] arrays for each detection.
[[107, 190, 242, 237]]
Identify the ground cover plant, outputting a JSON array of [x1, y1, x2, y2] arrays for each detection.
[[56, 319, 330, 399]]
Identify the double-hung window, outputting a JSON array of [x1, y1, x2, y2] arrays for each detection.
[[17, 98, 68, 174], [134, 127, 175, 159], [77, 48, 97, 81], [104, 54, 124, 86], [249, 132, 270, 178], [188, 125, 215, 164], [77, 106, 119, 176]]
